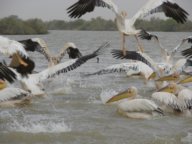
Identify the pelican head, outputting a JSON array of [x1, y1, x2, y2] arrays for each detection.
[[178, 76, 192, 84], [120, 10, 128, 18], [156, 72, 180, 82], [106, 86, 137, 103], [158, 82, 178, 94], [0, 79, 6, 90], [65, 42, 82, 59]]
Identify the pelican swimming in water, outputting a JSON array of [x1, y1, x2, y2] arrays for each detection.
[[67, 0, 188, 54], [8, 42, 110, 96], [152, 82, 192, 117], [106, 86, 163, 119], [19, 38, 82, 67]]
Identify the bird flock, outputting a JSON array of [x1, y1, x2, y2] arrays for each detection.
[[0, 0, 192, 120]]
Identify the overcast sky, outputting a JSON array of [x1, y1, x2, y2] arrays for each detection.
[[0, 0, 191, 21]]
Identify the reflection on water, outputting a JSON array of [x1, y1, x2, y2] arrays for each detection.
[[0, 30, 192, 144]]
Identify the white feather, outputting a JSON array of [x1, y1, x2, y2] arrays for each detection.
[[0, 87, 30, 102], [152, 92, 178, 107], [0, 36, 28, 57], [102, 0, 119, 14], [131, 0, 174, 25], [117, 99, 159, 112]]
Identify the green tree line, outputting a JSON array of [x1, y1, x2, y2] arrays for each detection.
[[0, 15, 192, 35], [0, 15, 48, 35]]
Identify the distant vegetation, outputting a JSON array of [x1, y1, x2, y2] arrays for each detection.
[[0, 15, 192, 35], [0, 15, 48, 35]]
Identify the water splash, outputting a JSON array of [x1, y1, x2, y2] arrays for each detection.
[[181, 132, 192, 144], [8, 120, 71, 133]]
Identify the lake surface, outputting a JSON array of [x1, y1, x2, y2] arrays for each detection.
[[0, 30, 192, 144]]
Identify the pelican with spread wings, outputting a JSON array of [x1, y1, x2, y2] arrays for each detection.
[[2, 42, 110, 96], [19, 38, 82, 67], [67, 0, 188, 55]]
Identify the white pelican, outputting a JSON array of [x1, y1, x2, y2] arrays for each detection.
[[106, 86, 164, 119], [111, 48, 192, 88], [139, 31, 192, 64], [11, 42, 110, 96], [19, 38, 82, 66], [67, 0, 189, 54], [111, 49, 174, 89], [152, 83, 192, 117], [84, 61, 153, 80]]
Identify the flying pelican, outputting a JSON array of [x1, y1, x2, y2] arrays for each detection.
[[19, 38, 82, 66], [84, 61, 153, 81], [106, 86, 164, 119], [67, 0, 189, 54], [10, 42, 110, 96], [139, 31, 192, 64], [152, 83, 192, 117]]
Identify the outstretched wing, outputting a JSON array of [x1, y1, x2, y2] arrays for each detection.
[[111, 49, 161, 77], [84, 63, 128, 76], [131, 0, 188, 25], [181, 36, 192, 59], [138, 29, 158, 41], [67, 0, 118, 18], [0, 36, 28, 57], [30, 42, 110, 83], [0, 87, 31, 102], [181, 46, 192, 59], [170, 36, 192, 58], [0, 63, 17, 83], [19, 38, 52, 62]]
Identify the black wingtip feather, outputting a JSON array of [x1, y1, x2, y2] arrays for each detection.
[[48, 42, 110, 78], [0, 63, 17, 83], [111, 49, 153, 68], [163, 2, 189, 24], [181, 46, 192, 59]]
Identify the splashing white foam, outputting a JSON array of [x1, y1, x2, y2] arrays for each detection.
[[181, 132, 192, 143], [50, 86, 74, 95], [7, 118, 71, 133]]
